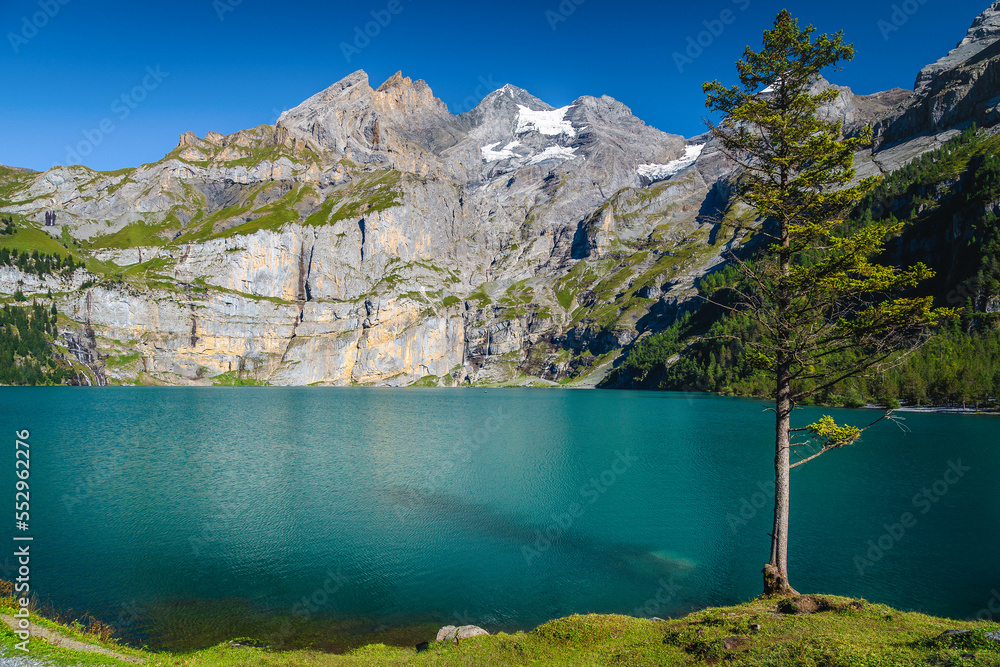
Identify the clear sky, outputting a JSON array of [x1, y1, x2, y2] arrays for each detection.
[[0, 0, 991, 172]]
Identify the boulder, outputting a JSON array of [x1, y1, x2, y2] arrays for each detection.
[[937, 629, 971, 640], [436, 624, 489, 642], [457, 625, 490, 640]]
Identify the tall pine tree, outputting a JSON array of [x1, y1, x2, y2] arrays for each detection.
[[704, 11, 954, 595]]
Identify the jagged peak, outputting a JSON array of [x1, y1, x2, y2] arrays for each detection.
[[376, 71, 431, 93], [466, 84, 554, 118], [963, 0, 1000, 44], [176, 130, 204, 149], [277, 70, 374, 124], [915, 1, 1000, 94], [327, 69, 371, 92], [571, 94, 634, 118]]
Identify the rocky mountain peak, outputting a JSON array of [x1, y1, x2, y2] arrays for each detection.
[[915, 1, 1000, 94], [266, 69, 465, 176], [873, 1, 1000, 145], [375, 70, 411, 92], [371, 71, 450, 118], [568, 95, 641, 128], [276, 70, 372, 127], [462, 84, 556, 128]]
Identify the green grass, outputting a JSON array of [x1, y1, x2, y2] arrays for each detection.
[[0, 166, 35, 203], [214, 206, 299, 239], [303, 196, 342, 227], [211, 371, 270, 386], [409, 375, 440, 387], [105, 352, 140, 367], [175, 203, 255, 243], [2, 595, 997, 666], [466, 289, 492, 308], [0, 221, 75, 257], [86, 218, 179, 250], [555, 288, 575, 310], [169, 171, 403, 243], [327, 170, 404, 224]]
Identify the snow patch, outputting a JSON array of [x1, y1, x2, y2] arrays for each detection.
[[481, 141, 523, 162], [528, 145, 578, 165], [516, 105, 576, 137], [637, 144, 705, 182], [761, 73, 787, 95]]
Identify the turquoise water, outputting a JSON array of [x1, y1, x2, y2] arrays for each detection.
[[1, 388, 998, 644]]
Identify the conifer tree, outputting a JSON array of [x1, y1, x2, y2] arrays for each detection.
[[704, 11, 954, 595]]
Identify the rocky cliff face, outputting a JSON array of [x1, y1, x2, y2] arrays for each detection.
[[3, 3, 1000, 387], [0, 70, 723, 386], [876, 2, 1000, 147]]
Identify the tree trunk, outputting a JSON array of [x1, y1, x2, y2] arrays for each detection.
[[765, 205, 799, 597], [763, 362, 799, 596]]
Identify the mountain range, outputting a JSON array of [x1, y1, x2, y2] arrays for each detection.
[[3, 2, 1000, 387]]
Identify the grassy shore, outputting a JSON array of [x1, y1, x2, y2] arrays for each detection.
[[1, 594, 998, 666]]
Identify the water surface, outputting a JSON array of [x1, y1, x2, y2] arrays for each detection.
[[1, 388, 997, 645]]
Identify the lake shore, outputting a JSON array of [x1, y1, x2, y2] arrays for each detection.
[[1, 594, 997, 666], [861, 403, 1000, 415]]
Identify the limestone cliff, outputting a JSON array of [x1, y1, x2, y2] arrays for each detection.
[[3, 3, 1000, 386]]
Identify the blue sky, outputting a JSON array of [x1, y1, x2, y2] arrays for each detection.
[[0, 0, 991, 171]]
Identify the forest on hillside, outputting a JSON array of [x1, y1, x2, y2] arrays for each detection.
[[606, 127, 1000, 408], [0, 301, 75, 386]]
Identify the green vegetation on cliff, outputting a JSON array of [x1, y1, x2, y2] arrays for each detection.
[[0, 302, 74, 385], [0, 246, 84, 278], [609, 126, 1000, 408]]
